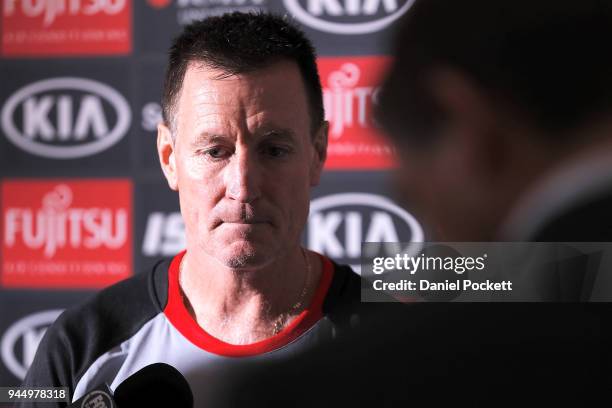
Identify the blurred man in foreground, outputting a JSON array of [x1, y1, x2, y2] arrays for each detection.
[[379, 1, 612, 243], [224, 1, 612, 406], [20, 13, 363, 407]]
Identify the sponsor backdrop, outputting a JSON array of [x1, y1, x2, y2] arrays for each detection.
[[0, 0, 423, 386]]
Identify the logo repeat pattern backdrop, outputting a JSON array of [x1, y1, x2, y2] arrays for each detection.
[[0, 0, 423, 386]]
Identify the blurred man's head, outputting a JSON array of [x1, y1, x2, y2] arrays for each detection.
[[157, 13, 327, 269], [378, 0, 612, 240]]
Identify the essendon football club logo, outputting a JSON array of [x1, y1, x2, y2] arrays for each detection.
[[1, 179, 132, 288], [1, 0, 132, 57], [318, 56, 396, 169]]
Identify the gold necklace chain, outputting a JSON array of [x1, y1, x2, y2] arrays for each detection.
[[272, 247, 312, 335]]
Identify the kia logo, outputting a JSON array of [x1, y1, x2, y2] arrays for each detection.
[[284, 0, 415, 34], [1, 77, 131, 159], [307, 193, 424, 269], [1, 310, 63, 380]]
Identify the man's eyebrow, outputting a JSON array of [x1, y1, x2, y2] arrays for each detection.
[[259, 128, 298, 142], [190, 133, 230, 146], [190, 129, 298, 146]]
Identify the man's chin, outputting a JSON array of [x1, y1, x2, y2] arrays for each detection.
[[216, 242, 275, 270]]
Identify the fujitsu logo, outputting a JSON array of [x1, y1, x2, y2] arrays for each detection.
[[323, 63, 380, 138], [3, 0, 127, 27], [4, 184, 128, 258]]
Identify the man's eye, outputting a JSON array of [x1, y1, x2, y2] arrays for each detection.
[[262, 145, 291, 158], [204, 147, 231, 159]]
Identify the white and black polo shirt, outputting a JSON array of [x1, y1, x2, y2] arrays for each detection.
[[20, 251, 362, 407]]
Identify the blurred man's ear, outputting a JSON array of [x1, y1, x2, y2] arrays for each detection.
[[310, 121, 328, 186], [157, 123, 179, 191], [428, 68, 505, 181]]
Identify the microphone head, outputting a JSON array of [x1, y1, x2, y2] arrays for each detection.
[[114, 363, 193, 408]]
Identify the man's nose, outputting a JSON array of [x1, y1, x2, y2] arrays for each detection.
[[224, 149, 262, 203]]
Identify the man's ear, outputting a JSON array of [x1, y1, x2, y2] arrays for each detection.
[[157, 123, 178, 191], [428, 68, 504, 180], [309, 121, 328, 186]]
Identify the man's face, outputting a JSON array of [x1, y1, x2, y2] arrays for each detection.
[[393, 140, 471, 240], [158, 61, 326, 269], [392, 129, 504, 241]]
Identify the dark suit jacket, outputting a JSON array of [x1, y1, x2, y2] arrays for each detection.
[[216, 191, 612, 407]]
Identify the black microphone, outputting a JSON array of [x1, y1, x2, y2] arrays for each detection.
[[114, 363, 193, 407], [68, 363, 193, 408]]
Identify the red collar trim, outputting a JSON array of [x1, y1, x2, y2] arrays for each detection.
[[163, 250, 334, 357]]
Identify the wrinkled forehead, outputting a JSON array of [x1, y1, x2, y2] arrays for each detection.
[[175, 61, 311, 139]]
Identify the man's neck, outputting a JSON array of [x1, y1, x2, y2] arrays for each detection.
[[178, 247, 321, 345]]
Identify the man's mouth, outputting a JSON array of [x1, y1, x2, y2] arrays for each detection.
[[224, 220, 267, 224], [214, 217, 271, 227]]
